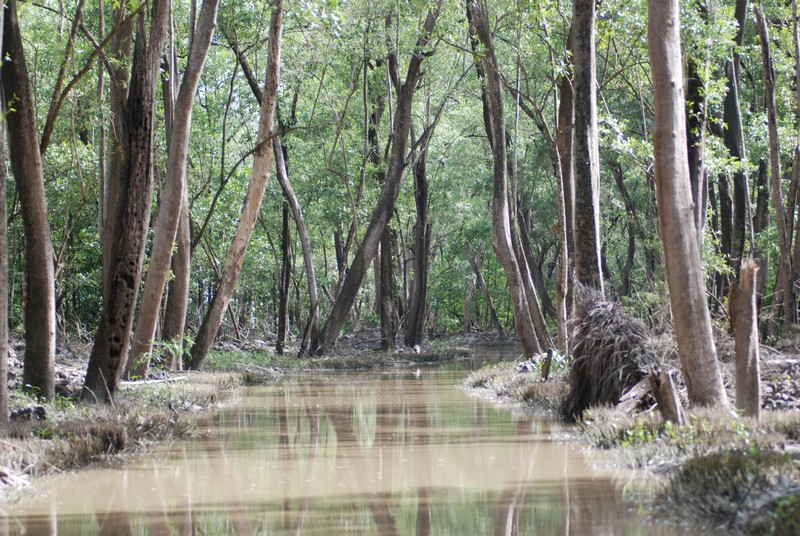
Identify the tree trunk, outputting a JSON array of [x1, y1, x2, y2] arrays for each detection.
[[2, 0, 57, 401], [572, 0, 604, 295], [276, 202, 291, 355], [730, 260, 761, 420], [273, 136, 319, 356], [129, 0, 219, 376], [83, 0, 170, 403], [464, 278, 475, 334], [469, 0, 541, 357], [187, 0, 283, 370], [162, 196, 191, 370], [756, 8, 794, 335], [648, 0, 729, 408], [0, 3, 7, 424], [379, 228, 397, 351], [310, 3, 442, 356], [685, 53, 707, 244], [466, 247, 504, 337], [723, 0, 750, 275]]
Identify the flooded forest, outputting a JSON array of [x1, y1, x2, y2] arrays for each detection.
[[1, 0, 800, 534]]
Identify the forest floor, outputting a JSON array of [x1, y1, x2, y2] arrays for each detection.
[[462, 331, 800, 535]]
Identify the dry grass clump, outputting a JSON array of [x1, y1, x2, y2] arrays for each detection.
[[562, 295, 658, 421], [661, 449, 800, 534], [462, 360, 568, 415]]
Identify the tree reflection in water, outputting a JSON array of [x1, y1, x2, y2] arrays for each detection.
[[3, 369, 702, 535]]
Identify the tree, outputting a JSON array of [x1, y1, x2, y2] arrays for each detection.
[[469, 0, 542, 357], [2, 0, 57, 400], [648, 0, 728, 407], [309, 2, 443, 356], [572, 0, 603, 295], [0, 0, 7, 425], [83, 0, 171, 402], [129, 0, 220, 377], [187, 0, 284, 370]]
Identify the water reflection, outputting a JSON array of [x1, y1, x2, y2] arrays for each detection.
[[2, 366, 700, 535]]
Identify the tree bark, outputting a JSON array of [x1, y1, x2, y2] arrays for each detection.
[[572, 0, 604, 295], [379, 228, 397, 351], [756, 8, 794, 335], [276, 202, 291, 355], [648, 0, 729, 408], [469, 0, 542, 357], [730, 260, 761, 420], [0, 2, 7, 424], [187, 0, 283, 370], [465, 247, 504, 337], [129, 0, 220, 376], [83, 0, 170, 403], [723, 0, 750, 275], [161, 197, 191, 369], [2, 0, 57, 401], [273, 136, 319, 356], [310, 3, 442, 356]]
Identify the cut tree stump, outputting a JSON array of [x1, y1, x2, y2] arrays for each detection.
[[648, 367, 685, 425], [730, 259, 761, 420]]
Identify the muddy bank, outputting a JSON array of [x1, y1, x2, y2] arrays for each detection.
[[462, 354, 800, 535]]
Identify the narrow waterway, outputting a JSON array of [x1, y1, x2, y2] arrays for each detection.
[[4, 359, 700, 535]]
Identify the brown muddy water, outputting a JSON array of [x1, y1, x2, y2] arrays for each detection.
[[2, 358, 704, 535]]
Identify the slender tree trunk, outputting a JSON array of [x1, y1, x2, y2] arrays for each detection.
[[187, 0, 283, 370], [464, 278, 475, 334], [0, 3, 7, 424], [405, 167, 430, 349], [310, 3, 442, 356], [648, 0, 729, 408], [466, 247, 504, 336], [83, 0, 170, 403], [2, 0, 57, 400], [273, 136, 319, 355], [162, 197, 190, 369], [756, 8, 794, 335], [686, 54, 707, 245], [379, 228, 397, 351], [572, 0, 604, 295], [129, 0, 220, 376], [469, 0, 541, 357], [724, 0, 750, 276], [276, 202, 291, 355]]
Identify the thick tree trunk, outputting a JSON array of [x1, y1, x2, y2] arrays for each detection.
[[310, 3, 442, 356], [2, 0, 57, 401], [572, 0, 604, 295], [102, 9, 135, 300], [730, 260, 761, 420], [83, 0, 170, 403], [756, 8, 794, 335], [648, 0, 729, 408], [129, 0, 219, 376], [187, 0, 283, 370]]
